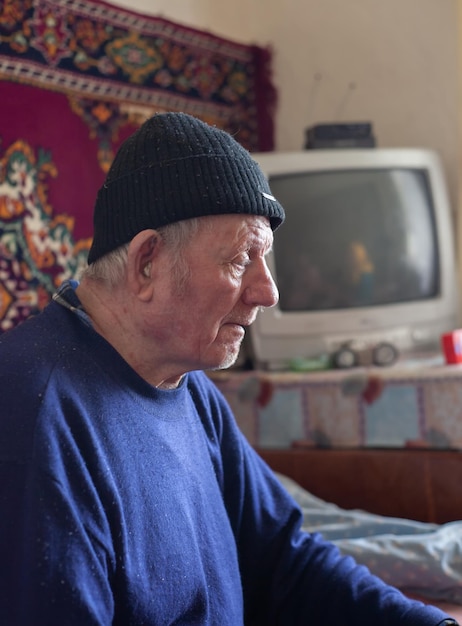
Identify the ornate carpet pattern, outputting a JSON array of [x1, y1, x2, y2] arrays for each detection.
[[0, 0, 276, 331]]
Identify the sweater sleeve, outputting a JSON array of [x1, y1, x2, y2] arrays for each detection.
[[4, 390, 116, 626], [192, 372, 455, 626]]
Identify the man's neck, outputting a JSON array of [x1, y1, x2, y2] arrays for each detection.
[[75, 280, 183, 389]]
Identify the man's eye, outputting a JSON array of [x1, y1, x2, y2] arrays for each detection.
[[232, 255, 250, 270]]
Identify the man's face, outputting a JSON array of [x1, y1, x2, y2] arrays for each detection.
[[149, 214, 278, 374]]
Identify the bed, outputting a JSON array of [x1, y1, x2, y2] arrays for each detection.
[[276, 471, 462, 621]]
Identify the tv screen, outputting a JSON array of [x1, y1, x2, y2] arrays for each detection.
[[272, 168, 439, 313], [247, 149, 459, 370]]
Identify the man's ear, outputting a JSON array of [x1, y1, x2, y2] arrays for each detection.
[[126, 229, 161, 300]]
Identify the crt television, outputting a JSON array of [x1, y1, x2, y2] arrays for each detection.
[[248, 148, 459, 370]]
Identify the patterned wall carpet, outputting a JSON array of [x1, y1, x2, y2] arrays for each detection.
[[0, 0, 277, 331]]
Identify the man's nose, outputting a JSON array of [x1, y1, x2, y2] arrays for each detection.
[[242, 261, 279, 309]]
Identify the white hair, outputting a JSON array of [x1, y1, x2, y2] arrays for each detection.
[[80, 218, 205, 290]]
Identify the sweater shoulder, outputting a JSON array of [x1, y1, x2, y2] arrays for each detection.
[[0, 302, 90, 392]]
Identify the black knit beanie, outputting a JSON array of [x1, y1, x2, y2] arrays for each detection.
[[88, 112, 285, 264]]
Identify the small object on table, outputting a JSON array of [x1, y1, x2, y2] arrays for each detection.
[[441, 330, 462, 365]]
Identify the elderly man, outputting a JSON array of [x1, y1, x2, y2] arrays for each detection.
[[0, 112, 457, 625]]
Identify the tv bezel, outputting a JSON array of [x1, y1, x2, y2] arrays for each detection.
[[248, 148, 459, 369]]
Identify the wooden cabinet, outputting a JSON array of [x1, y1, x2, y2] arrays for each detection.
[[256, 447, 462, 524]]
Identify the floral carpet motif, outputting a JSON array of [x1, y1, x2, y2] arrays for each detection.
[[0, 0, 276, 331]]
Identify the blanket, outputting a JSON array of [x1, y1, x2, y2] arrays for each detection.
[[277, 472, 462, 605]]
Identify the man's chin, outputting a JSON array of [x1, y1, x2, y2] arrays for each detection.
[[208, 345, 242, 371]]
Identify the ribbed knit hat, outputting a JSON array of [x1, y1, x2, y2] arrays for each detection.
[[88, 112, 285, 264]]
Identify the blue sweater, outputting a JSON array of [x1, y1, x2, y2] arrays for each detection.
[[0, 294, 452, 625]]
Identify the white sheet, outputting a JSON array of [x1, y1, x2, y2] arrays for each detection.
[[276, 472, 462, 604]]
